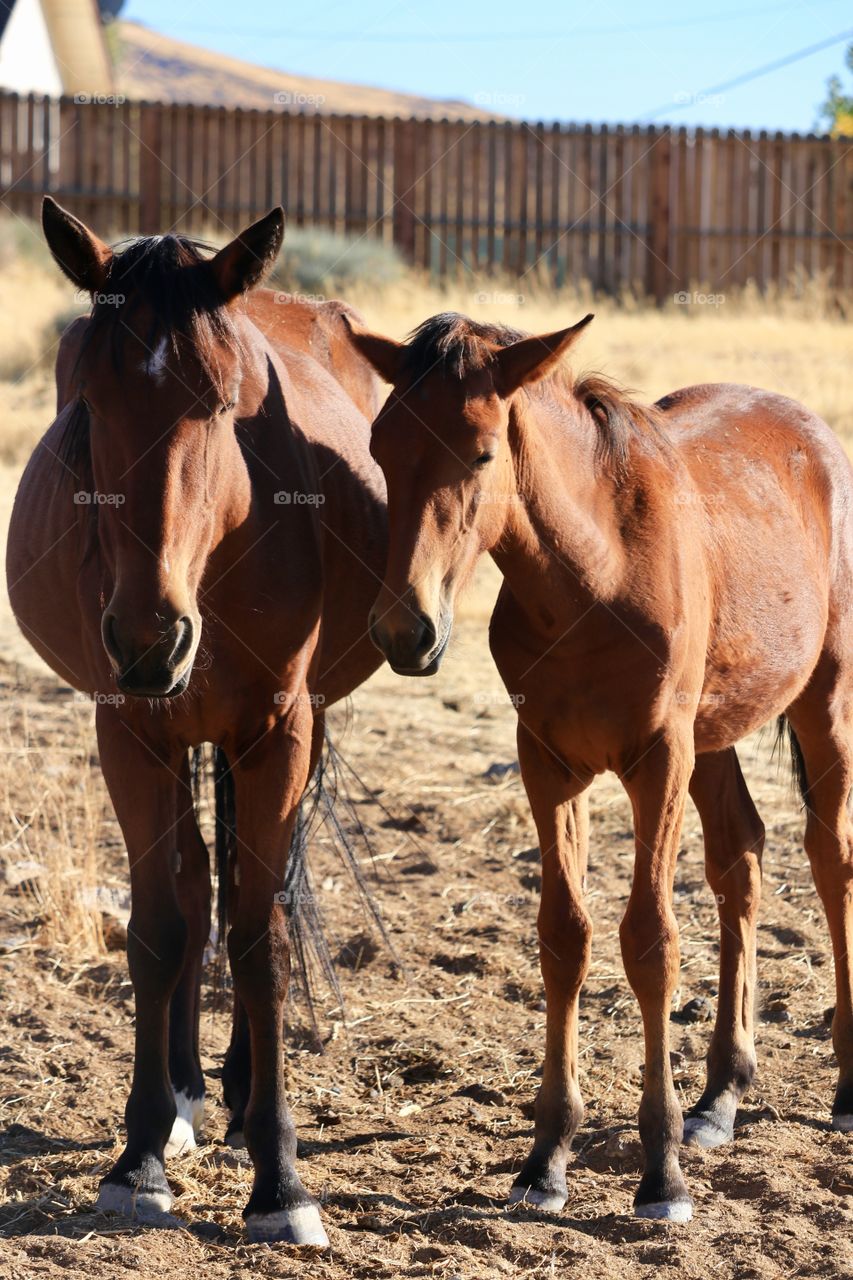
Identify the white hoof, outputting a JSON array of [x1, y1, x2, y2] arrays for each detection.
[[635, 1199, 693, 1223], [831, 1114, 853, 1132], [97, 1180, 174, 1220], [683, 1115, 731, 1149], [245, 1203, 330, 1247], [164, 1090, 205, 1158], [507, 1185, 566, 1213]]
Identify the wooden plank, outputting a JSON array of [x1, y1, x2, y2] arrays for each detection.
[[646, 127, 671, 304], [392, 116, 417, 264]]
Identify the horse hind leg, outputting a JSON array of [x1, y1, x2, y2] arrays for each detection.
[[785, 660, 853, 1129], [684, 748, 764, 1148]]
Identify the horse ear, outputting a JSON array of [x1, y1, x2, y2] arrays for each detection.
[[341, 315, 405, 385], [42, 196, 112, 294], [209, 207, 285, 302], [494, 314, 594, 396]]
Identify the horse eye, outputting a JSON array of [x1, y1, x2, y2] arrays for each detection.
[[217, 399, 236, 416], [472, 452, 494, 468]]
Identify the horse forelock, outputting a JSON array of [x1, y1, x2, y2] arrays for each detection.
[[79, 233, 240, 392], [402, 312, 526, 381]]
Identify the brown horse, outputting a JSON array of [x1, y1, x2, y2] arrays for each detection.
[[6, 198, 387, 1245], [344, 310, 853, 1222]]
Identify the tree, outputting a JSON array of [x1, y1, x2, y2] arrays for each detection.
[[819, 43, 853, 136]]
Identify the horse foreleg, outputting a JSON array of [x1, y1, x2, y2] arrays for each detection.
[[165, 753, 211, 1158], [508, 724, 593, 1213], [95, 709, 186, 1220], [227, 705, 328, 1247], [685, 747, 763, 1148], [620, 728, 694, 1222]]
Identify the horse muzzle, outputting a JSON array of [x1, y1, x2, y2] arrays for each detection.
[[369, 606, 452, 677], [102, 610, 198, 698]]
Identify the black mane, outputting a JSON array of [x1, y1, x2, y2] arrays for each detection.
[[401, 311, 665, 471]]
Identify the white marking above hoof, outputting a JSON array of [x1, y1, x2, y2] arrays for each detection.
[[245, 1203, 330, 1247], [97, 1180, 174, 1220], [683, 1115, 731, 1149], [165, 1090, 205, 1159], [635, 1199, 693, 1223], [831, 1114, 853, 1132], [507, 1185, 566, 1213]]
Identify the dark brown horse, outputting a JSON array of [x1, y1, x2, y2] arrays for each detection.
[[6, 198, 387, 1245], [344, 310, 853, 1222]]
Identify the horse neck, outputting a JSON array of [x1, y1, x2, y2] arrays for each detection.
[[492, 391, 623, 607]]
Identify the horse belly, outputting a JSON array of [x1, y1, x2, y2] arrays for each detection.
[[7, 444, 99, 693], [694, 569, 828, 752]]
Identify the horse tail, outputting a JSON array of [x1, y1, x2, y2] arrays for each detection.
[[284, 726, 392, 1029], [200, 731, 388, 1031], [213, 746, 236, 987], [774, 714, 811, 811]]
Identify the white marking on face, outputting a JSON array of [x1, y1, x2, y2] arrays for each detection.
[[144, 336, 169, 384]]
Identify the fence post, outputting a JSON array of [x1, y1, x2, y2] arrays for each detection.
[[646, 127, 672, 305], [138, 103, 162, 234], [392, 117, 417, 263]]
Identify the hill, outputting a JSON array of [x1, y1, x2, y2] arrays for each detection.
[[113, 21, 496, 119]]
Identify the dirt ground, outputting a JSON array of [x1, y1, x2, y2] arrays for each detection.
[[1, 551, 852, 1280]]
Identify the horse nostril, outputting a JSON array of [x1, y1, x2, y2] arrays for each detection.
[[416, 612, 437, 656], [169, 616, 195, 670], [102, 613, 123, 666]]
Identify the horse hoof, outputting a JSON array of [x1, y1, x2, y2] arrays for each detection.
[[97, 1179, 174, 1220], [506, 1184, 566, 1213], [831, 1114, 853, 1132], [245, 1204, 330, 1247], [164, 1090, 205, 1158], [634, 1199, 693, 1223], [683, 1114, 732, 1149], [224, 1127, 246, 1150]]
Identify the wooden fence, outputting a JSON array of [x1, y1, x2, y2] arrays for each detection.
[[1, 92, 851, 300]]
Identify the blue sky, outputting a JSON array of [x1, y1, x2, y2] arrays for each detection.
[[121, 0, 852, 133]]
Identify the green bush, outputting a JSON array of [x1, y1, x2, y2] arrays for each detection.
[[270, 226, 406, 297]]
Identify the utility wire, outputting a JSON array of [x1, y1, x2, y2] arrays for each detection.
[[160, 2, 841, 44], [643, 26, 853, 119]]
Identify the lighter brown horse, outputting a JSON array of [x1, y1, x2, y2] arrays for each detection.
[[6, 198, 387, 1245], [345, 310, 853, 1222]]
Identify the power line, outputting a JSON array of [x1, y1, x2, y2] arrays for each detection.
[[643, 26, 853, 120], [159, 1, 840, 44]]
